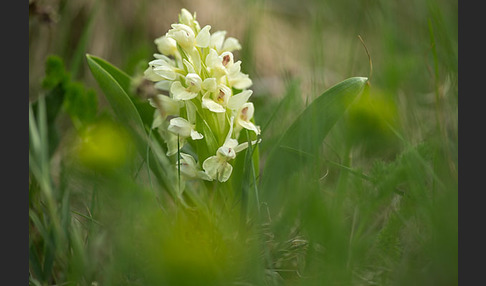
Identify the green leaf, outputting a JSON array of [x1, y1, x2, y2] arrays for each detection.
[[86, 54, 155, 129], [86, 54, 145, 136], [86, 54, 177, 201], [261, 77, 368, 198], [29, 243, 44, 282]]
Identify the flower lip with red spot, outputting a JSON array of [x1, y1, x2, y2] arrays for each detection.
[[201, 84, 232, 113], [217, 90, 226, 103], [240, 106, 249, 121], [222, 54, 231, 66], [236, 102, 260, 135]]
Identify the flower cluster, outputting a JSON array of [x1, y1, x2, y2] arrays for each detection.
[[144, 9, 260, 183]]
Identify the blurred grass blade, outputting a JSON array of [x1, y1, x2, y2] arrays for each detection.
[[29, 98, 56, 204], [29, 243, 44, 282], [261, 77, 368, 198], [69, 1, 100, 79], [29, 103, 41, 160]]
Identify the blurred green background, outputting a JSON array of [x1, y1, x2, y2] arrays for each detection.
[[29, 0, 457, 285]]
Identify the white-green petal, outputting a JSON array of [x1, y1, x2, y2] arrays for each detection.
[[195, 25, 211, 48], [202, 156, 233, 182], [202, 156, 222, 180], [188, 47, 202, 74], [197, 171, 213, 181], [171, 81, 198, 100], [237, 102, 260, 134], [148, 97, 157, 109], [222, 37, 242, 52], [224, 138, 239, 149], [193, 18, 201, 32], [202, 92, 226, 113], [155, 36, 177, 56], [178, 153, 198, 177], [183, 59, 196, 74], [168, 117, 202, 140], [202, 78, 217, 92], [153, 66, 177, 81], [227, 61, 252, 89], [179, 9, 194, 26], [234, 138, 262, 153], [227, 90, 253, 110], [169, 29, 192, 47], [154, 80, 172, 91], [149, 57, 177, 76], [210, 30, 226, 51], [190, 129, 203, 140], [149, 56, 175, 65], [180, 152, 196, 165], [151, 111, 163, 129], [149, 95, 178, 120], [231, 73, 253, 90], [202, 98, 226, 113], [238, 120, 260, 135], [178, 153, 211, 180], [168, 117, 193, 138], [144, 67, 165, 82], [185, 73, 202, 92], [241, 102, 255, 119], [205, 49, 222, 69], [201, 85, 230, 112], [218, 162, 233, 182], [227, 60, 242, 75], [218, 84, 232, 107], [152, 94, 181, 117], [217, 142, 237, 159], [165, 133, 184, 156], [170, 23, 195, 37], [168, 24, 195, 49]]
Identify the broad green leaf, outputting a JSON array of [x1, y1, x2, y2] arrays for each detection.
[[86, 54, 132, 92], [86, 54, 177, 200], [86, 54, 144, 134], [86, 54, 156, 129], [261, 77, 368, 197]]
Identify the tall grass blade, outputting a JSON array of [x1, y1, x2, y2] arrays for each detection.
[[69, 1, 100, 79]]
